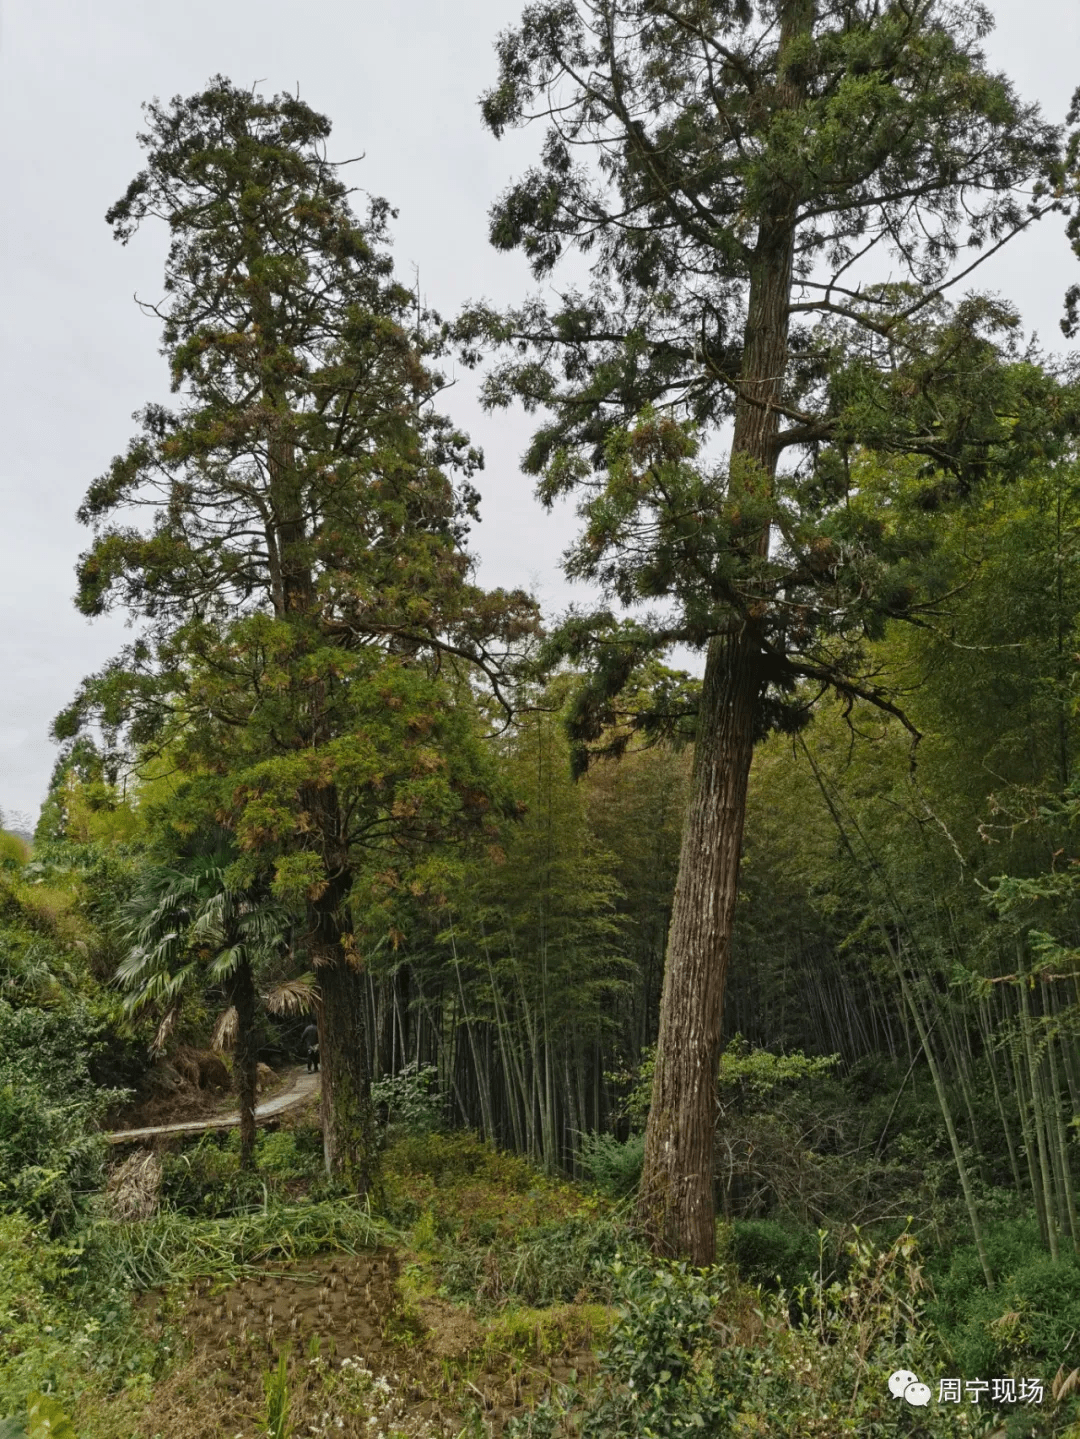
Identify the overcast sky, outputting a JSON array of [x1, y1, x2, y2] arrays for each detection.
[[2, 0, 1079, 827]]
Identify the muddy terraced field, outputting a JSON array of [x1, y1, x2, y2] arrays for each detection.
[[134, 1248, 596, 1438]]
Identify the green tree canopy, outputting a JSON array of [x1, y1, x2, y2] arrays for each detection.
[[55, 77, 536, 1189], [468, 0, 1072, 1262]]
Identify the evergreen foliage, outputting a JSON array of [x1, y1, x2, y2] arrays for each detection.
[[53, 77, 536, 1192], [467, 0, 1076, 1264], [7, 18, 1080, 1436]]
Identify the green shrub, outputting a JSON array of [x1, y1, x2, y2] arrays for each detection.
[[582, 1258, 743, 1437], [577, 1133, 644, 1199], [506, 1260, 744, 1437], [508, 1230, 996, 1438], [728, 1217, 821, 1291], [160, 1125, 326, 1214], [930, 1223, 1080, 1377], [0, 1210, 172, 1424], [370, 1061, 442, 1134], [254, 1126, 323, 1178], [159, 1133, 264, 1215], [0, 1004, 126, 1231], [0, 1214, 75, 1409]]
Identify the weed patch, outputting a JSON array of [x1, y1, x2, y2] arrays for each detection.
[[383, 1132, 603, 1239], [440, 1216, 629, 1309], [157, 1125, 327, 1216], [80, 1198, 393, 1292]]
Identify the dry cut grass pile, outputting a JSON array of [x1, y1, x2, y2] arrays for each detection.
[[102, 1150, 163, 1222]]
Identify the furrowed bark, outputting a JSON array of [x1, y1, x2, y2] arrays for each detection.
[[637, 628, 762, 1261], [317, 937, 378, 1195], [310, 824, 378, 1194], [635, 1, 810, 1264]]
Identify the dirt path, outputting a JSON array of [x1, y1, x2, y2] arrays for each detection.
[[105, 1066, 321, 1144]]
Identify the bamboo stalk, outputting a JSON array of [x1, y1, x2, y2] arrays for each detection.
[[1018, 939, 1061, 1261], [1045, 1022, 1079, 1252]]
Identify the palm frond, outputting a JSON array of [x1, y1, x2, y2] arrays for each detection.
[[262, 974, 319, 1016], [150, 1002, 180, 1057], [208, 944, 247, 981], [123, 961, 199, 1013], [211, 1005, 239, 1052]]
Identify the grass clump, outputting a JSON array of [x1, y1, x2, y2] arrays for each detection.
[[440, 1215, 629, 1310], [261, 1351, 291, 1439], [482, 1302, 613, 1364], [80, 1198, 393, 1291]]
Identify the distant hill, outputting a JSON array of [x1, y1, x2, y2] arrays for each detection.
[[0, 809, 34, 846]]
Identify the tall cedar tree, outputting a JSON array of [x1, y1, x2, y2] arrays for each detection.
[[467, 0, 1069, 1261], [58, 80, 535, 1190]]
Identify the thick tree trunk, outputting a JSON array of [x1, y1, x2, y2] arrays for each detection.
[[636, 630, 762, 1261], [309, 834, 378, 1195], [317, 941, 378, 1195], [635, 0, 810, 1264], [233, 956, 259, 1171]]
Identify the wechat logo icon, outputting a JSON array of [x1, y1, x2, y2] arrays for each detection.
[[888, 1369, 932, 1407]]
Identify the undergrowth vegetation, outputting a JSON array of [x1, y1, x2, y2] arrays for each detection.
[[158, 1126, 329, 1215], [0, 1002, 124, 1232], [3, 1051, 1080, 1437], [3, 823, 1080, 1438], [505, 1234, 983, 1439]]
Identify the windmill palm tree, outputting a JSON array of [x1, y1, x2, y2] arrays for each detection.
[[119, 852, 315, 1168]]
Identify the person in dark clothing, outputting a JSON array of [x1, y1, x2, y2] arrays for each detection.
[[301, 1023, 319, 1073]]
